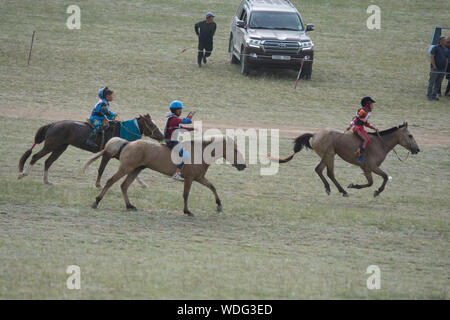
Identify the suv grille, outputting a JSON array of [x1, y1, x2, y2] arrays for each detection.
[[261, 40, 300, 54]]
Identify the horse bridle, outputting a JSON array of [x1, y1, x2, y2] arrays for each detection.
[[376, 129, 410, 163], [139, 117, 161, 138]]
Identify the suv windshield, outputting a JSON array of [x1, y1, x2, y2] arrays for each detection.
[[248, 11, 303, 31]]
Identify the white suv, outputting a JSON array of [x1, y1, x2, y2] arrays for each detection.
[[229, 0, 315, 77]]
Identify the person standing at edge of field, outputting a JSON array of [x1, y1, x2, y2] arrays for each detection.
[[195, 12, 217, 67], [444, 37, 450, 97], [427, 36, 448, 101]]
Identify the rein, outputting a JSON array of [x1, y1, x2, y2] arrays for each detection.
[[376, 130, 410, 162], [137, 118, 160, 138]]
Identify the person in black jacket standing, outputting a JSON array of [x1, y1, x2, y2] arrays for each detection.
[[427, 36, 448, 101], [445, 37, 450, 97], [195, 12, 217, 67]]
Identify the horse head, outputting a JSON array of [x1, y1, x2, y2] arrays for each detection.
[[138, 114, 164, 141], [222, 136, 246, 171], [398, 122, 420, 154]]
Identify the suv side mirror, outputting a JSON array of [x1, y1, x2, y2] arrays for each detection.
[[306, 24, 315, 32], [236, 20, 247, 28]]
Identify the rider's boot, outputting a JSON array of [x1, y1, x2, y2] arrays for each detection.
[[86, 131, 98, 149], [356, 147, 364, 163], [172, 168, 184, 181]]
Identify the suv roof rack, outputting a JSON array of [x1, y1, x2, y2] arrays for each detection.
[[245, 0, 295, 9]]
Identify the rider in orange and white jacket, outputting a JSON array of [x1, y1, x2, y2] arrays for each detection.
[[347, 97, 379, 163]]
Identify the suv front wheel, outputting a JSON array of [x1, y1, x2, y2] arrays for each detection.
[[240, 48, 250, 75], [229, 36, 239, 64], [300, 63, 312, 80]]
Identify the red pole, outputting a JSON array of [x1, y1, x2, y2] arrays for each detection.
[[294, 58, 305, 89], [27, 31, 35, 66]]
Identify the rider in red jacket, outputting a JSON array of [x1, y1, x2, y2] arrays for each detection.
[[347, 97, 379, 163], [164, 100, 195, 181]]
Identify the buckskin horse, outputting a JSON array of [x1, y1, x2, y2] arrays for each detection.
[[83, 135, 246, 215], [270, 122, 420, 197], [18, 114, 164, 185]]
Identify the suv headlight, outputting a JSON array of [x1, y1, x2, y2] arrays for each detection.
[[248, 39, 262, 48], [299, 41, 313, 49]]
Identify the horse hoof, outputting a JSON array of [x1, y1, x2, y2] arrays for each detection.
[[127, 205, 137, 211], [18, 173, 26, 180], [348, 183, 354, 188], [326, 189, 330, 195], [139, 184, 149, 190], [91, 202, 98, 209], [374, 191, 380, 197], [44, 181, 54, 186], [343, 192, 349, 197], [184, 211, 194, 217], [217, 205, 223, 213], [95, 184, 102, 190]]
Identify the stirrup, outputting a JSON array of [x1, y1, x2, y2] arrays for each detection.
[[86, 140, 98, 148]]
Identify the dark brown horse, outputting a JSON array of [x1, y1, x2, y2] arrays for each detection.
[[83, 136, 246, 215], [270, 122, 420, 197], [18, 114, 164, 185]]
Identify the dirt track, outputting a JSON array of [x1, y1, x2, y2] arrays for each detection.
[[1, 106, 449, 147]]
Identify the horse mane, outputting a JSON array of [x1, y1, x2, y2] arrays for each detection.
[[368, 124, 406, 136]]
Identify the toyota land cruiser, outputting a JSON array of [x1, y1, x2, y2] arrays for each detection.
[[229, 0, 314, 77]]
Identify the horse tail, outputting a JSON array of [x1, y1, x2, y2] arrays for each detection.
[[82, 137, 129, 175], [35, 124, 51, 144], [18, 123, 52, 172], [293, 133, 314, 153], [268, 133, 314, 163]]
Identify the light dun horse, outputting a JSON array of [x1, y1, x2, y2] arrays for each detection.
[[270, 122, 420, 197], [83, 136, 246, 215]]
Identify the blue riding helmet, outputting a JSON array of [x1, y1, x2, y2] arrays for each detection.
[[98, 87, 107, 100], [169, 100, 184, 110]]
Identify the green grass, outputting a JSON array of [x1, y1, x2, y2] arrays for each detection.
[[0, 0, 449, 299]]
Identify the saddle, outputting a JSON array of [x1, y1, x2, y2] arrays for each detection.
[[85, 118, 111, 131]]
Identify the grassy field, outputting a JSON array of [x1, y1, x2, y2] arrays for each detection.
[[0, 0, 449, 299]]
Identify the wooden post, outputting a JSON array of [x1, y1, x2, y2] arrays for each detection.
[[294, 58, 305, 89], [27, 30, 35, 66]]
